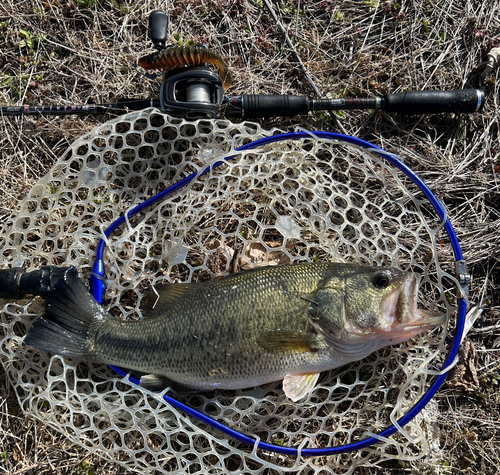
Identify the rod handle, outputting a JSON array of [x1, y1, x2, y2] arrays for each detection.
[[225, 95, 310, 119], [383, 89, 485, 114]]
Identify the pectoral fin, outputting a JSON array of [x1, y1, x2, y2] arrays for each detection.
[[257, 331, 317, 354], [283, 372, 320, 402]]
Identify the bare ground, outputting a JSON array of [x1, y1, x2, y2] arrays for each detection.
[[1, 0, 499, 473]]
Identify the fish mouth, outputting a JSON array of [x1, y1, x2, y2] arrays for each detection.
[[393, 311, 446, 331], [378, 274, 446, 340], [380, 273, 417, 327]]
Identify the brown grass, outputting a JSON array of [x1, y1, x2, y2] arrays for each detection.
[[1, 0, 499, 473]]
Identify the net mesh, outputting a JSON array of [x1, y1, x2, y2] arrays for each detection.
[[0, 109, 459, 474]]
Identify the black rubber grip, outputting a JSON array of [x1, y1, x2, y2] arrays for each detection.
[[0, 268, 24, 299], [0, 266, 74, 299], [241, 95, 311, 119], [383, 89, 484, 114]]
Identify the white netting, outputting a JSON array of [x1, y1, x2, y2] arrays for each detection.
[[0, 109, 460, 474]]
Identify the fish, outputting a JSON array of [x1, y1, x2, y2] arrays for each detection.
[[24, 263, 445, 402]]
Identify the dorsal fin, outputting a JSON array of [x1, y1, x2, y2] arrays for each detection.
[[142, 282, 201, 316]]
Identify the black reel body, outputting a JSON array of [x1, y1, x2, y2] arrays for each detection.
[[159, 68, 224, 119]]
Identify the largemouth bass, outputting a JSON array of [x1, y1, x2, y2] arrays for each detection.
[[25, 263, 444, 401]]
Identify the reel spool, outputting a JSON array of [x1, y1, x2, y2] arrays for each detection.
[[0, 109, 465, 474]]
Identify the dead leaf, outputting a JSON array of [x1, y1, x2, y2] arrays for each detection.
[[241, 242, 291, 268]]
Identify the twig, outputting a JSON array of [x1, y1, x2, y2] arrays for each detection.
[[262, 0, 322, 98], [469, 323, 500, 336]]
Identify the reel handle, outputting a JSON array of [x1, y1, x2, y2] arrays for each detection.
[[149, 10, 169, 49]]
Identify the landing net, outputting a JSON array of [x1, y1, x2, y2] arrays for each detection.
[[0, 109, 462, 474]]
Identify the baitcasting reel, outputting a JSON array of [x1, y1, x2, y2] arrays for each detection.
[[138, 11, 228, 119]]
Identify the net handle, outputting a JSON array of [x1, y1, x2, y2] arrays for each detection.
[[92, 130, 466, 456]]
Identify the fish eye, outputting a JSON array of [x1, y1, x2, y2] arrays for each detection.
[[372, 272, 390, 288]]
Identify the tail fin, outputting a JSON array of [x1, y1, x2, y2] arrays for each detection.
[[25, 268, 107, 359]]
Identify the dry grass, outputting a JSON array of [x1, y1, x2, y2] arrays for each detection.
[[1, 0, 499, 473]]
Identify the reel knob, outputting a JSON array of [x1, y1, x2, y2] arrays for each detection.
[[149, 10, 169, 50]]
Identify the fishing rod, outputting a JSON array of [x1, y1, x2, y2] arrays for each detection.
[[1, 10, 485, 121], [0, 89, 485, 119]]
